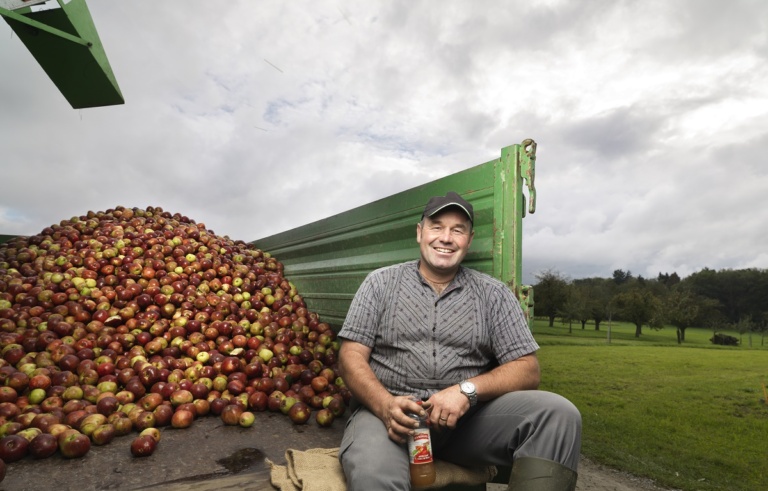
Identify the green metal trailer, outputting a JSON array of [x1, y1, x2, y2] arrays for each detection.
[[251, 139, 537, 331]]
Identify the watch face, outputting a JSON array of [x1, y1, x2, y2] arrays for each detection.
[[461, 381, 474, 393]]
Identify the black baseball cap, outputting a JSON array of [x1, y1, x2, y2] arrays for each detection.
[[421, 191, 474, 224]]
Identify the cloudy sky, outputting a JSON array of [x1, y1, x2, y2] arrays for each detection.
[[1, 0, 766, 284]]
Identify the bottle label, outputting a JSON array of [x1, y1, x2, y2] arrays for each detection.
[[408, 428, 433, 464]]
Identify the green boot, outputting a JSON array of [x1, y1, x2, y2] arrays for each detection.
[[508, 457, 578, 491]]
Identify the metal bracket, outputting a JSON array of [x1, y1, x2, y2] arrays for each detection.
[[0, 5, 92, 46], [520, 139, 537, 215]]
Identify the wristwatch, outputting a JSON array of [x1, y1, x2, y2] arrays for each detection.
[[459, 380, 477, 406]]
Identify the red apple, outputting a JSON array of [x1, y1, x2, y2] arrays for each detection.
[[248, 391, 268, 412], [328, 397, 346, 417], [219, 356, 241, 375], [138, 392, 163, 412], [310, 376, 329, 393], [108, 413, 133, 436], [91, 423, 116, 446], [58, 430, 90, 458], [316, 408, 335, 427], [28, 374, 52, 391], [171, 409, 194, 429], [189, 383, 209, 400], [79, 414, 107, 436], [0, 403, 20, 420], [115, 390, 135, 405], [0, 422, 23, 438], [153, 404, 174, 427], [267, 391, 285, 412], [288, 401, 311, 425], [133, 411, 157, 431], [96, 396, 119, 416], [6, 372, 30, 393], [220, 404, 243, 426], [192, 399, 210, 417], [209, 398, 228, 416], [47, 423, 71, 439], [31, 413, 60, 433], [130, 434, 156, 457], [170, 389, 193, 407], [29, 433, 58, 459], [139, 427, 161, 443], [0, 434, 29, 462]]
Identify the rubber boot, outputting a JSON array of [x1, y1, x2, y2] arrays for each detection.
[[508, 457, 578, 491]]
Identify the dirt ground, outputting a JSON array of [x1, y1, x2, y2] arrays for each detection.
[[0, 412, 677, 491], [571, 457, 678, 491]]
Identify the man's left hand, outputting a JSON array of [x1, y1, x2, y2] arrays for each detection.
[[426, 385, 469, 429]]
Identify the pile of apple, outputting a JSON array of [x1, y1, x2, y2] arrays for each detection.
[[0, 205, 349, 474]]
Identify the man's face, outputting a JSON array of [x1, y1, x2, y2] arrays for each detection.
[[416, 208, 474, 278]]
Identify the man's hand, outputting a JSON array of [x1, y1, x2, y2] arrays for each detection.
[[381, 395, 426, 444], [339, 341, 431, 444], [426, 385, 469, 429], [425, 354, 541, 429]]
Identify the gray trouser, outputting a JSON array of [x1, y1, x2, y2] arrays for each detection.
[[339, 390, 581, 491]]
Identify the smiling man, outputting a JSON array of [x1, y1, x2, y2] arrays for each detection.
[[338, 191, 582, 490]]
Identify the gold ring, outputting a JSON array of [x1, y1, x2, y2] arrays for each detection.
[[439, 417, 447, 421]]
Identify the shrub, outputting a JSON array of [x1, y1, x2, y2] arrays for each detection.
[[710, 333, 739, 346]]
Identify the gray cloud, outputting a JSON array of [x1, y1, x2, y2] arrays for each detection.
[[1, 0, 766, 287]]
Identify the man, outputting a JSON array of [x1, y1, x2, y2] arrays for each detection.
[[338, 191, 581, 490]]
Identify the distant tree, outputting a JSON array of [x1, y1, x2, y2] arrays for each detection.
[[572, 278, 614, 330], [664, 287, 714, 343], [657, 272, 681, 288], [534, 269, 569, 327], [557, 292, 579, 333], [735, 315, 754, 347], [613, 287, 664, 337], [685, 268, 768, 324], [757, 313, 768, 346], [558, 284, 591, 332], [612, 269, 633, 285], [574, 287, 593, 330], [645, 277, 670, 297]]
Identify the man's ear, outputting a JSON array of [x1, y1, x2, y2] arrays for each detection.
[[416, 222, 423, 243]]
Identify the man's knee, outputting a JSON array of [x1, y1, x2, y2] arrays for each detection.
[[545, 391, 582, 429], [524, 391, 582, 470]]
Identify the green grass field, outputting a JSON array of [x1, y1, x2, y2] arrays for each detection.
[[532, 319, 768, 491]]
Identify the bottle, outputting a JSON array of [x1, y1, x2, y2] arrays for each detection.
[[407, 402, 436, 487]]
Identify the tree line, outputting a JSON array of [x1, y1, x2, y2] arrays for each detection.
[[532, 267, 768, 345]]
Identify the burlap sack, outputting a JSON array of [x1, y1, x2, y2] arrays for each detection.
[[268, 447, 496, 491]]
